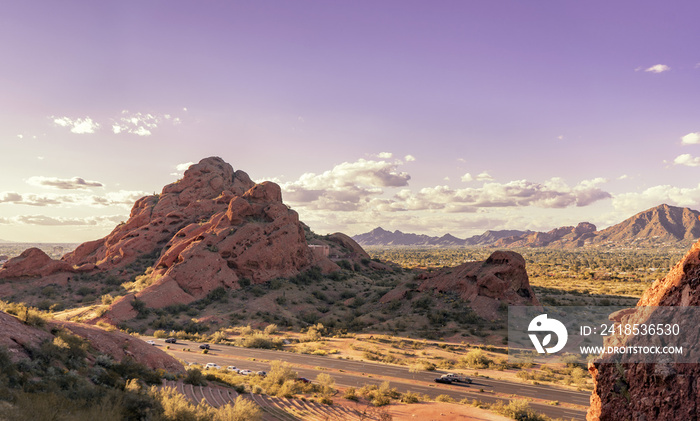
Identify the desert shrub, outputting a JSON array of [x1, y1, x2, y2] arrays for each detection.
[[401, 391, 420, 403], [459, 349, 493, 369], [435, 394, 455, 403], [153, 330, 168, 339], [212, 396, 262, 421], [316, 373, 336, 397], [492, 399, 548, 421], [263, 324, 278, 335], [344, 387, 359, 401], [184, 368, 206, 386], [237, 333, 283, 350]]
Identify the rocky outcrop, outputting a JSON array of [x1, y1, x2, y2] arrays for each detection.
[[587, 239, 700, 420], [84, 157, 340, 323], [62, 157, 258, 270], [382, 250, 538, 320], [0, 248, 76, 279]]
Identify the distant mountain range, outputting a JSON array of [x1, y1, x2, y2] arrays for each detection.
[[353, 204, 700, 248]]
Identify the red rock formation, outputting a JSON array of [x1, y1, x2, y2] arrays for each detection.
[[381, 250, 539, 320], [0, 310, 53, 361], [54, 320, 184, 373], [83, 157, 341, 323], [0, 310, 182, 373], [587, 240, 700, 420], [0, 248, 75, 278]]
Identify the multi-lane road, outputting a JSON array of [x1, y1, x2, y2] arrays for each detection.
[[145, 337, 589, 420]]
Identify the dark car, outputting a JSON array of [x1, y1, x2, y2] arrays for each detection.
[[434, 377, 452, 384], [297, 377, 311, 383], [199, 344, 210, 350], [165, 338, 177, 344]]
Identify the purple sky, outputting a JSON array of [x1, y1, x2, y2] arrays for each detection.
[[2, 1, 700, 242]]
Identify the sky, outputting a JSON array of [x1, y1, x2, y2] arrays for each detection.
[[1, 1, 700, 243]]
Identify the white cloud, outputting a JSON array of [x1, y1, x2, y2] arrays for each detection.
[[476, 171, 494, 181], [681, 132, 700, 145], [674, 154, 700, 167], [461, 173, 473, 182], [645, 64, 671, 73], [26, 176, 104, 190], [281, 158, 411, 211], [111, 111, 164, 136], [0, 215, 125, 226], [176, 162, 195, 171], [376, 152, 393, 159], [557, 135, 564, 140], [17, 134, 23, 139], [52, 116, 99, 134], [0, 190, 145, 208], [618, 174, 629, 180], [613, 184, 700, 214], [404, 155, 416, 162]]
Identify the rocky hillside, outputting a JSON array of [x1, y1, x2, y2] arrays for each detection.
[[353, 227, 529, 246], [592, 203, 700, 247], [355, 204, 700, 249], [0, 308, 182, 372], [494, 222, 597, 248], [587, 238, 700, 420]]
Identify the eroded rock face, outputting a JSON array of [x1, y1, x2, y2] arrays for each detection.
[[587, 240, 700, 420], [0, 311, 53, 361], [80, 157, 340, 323], [381, 250, 538, 320]]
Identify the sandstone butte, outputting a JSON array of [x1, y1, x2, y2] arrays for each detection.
[[380, 250, 539, 320], [587, 236, 700, 420]]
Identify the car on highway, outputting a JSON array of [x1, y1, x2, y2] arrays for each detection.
[[164, 338, 177, 344], [227, 366, 239, 373], [146, 340, 156, 345], [205, 363, 220, 369], [239, 369, 253, 376], [297, 377, 311, 383], [442, 373, 472, 383], [199, 344, 210, 350], [256, 371, 267, 377], [434, 377, 453, 384]]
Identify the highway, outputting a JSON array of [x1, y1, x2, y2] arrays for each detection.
[[145, 337, 588, 420]]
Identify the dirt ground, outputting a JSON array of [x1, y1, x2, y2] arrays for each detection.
[[385, 402, 511, 420]]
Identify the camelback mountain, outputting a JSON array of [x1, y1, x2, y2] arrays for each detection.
[[587, 237, 700, 420]]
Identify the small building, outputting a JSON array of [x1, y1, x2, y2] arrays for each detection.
[[308, 244, 330, 258]]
